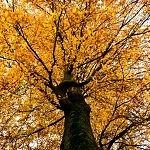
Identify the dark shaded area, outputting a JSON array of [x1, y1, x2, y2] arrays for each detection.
[[60, 91, 98, 150]]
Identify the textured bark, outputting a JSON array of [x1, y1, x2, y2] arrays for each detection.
[[60, 92, 98, 150]]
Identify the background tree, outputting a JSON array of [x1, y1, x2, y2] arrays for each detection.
[[0, 0, 150, 149]]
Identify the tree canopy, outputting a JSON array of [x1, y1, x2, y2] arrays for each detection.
[[0, 0, 150, 149]]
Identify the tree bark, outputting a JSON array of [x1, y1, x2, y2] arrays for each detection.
[[60, 92, 98, 150]]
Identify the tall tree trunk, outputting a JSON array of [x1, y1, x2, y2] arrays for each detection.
[[60, 92, 98, 150]]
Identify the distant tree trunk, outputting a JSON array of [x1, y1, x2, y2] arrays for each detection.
[[60, 91, 98, 150]]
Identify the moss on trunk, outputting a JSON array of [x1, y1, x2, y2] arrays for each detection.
[[60, 92, 98, 150]]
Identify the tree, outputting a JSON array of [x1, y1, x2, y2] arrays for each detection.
[[0, 0, 149, 149]]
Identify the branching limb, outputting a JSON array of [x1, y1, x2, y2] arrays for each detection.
[[27, 116, 64, 136], [78, 63, 103, 86], [107, 115, 150, 149], [49, 11, 63, 86], [14, 22, 56, 90], [14, 22, 50, 75]]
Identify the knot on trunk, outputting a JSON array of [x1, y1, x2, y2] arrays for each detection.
[[59, 91, 91, 115]]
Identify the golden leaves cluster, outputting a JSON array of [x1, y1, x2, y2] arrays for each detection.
[[0, 0, 149, 149]]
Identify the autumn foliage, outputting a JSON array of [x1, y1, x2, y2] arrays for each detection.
[[0, 0, 150, 149]]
